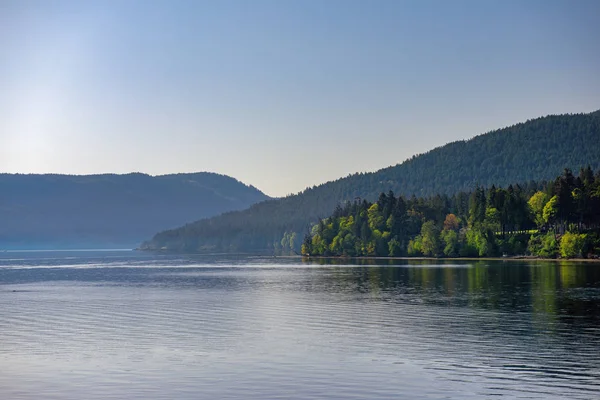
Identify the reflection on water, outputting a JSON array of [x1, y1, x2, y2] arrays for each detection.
[[0, 252, 599, 399]]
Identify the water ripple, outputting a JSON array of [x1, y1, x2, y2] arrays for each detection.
[[0, 252, 599, 399]]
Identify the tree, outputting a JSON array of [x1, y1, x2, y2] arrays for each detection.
[[420, 221, 441, 257], [367, 203, 385, 232], [469, 186, 487, 225], [543, 196, 559, 228], [466, 223, 497, 257], [554, 169, 576, 229], [485, 207, 501, 233], [560, 232, 587, 258], [443, 213, 460, 231], [286, 168, 599, 259], [301, 233, 313, 255], [441, 229, 459, 257], [388, 238, 403, 257], [528, 191, 549, 228], [527, 232, 558, 258], [407, 236, 423, 256], [388, 196, 407, 240]]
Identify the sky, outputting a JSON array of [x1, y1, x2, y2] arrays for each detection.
[[1, 0, 599, 197]]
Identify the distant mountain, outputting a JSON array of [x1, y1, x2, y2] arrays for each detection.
[[0, 172, 269, 249], [143, 110, 600, 253]]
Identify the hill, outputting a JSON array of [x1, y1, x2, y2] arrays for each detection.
[[302, 168, 600, 259], [0, 172, 269, 249], [142, 110, 600, 253]]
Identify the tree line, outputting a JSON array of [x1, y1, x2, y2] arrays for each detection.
[[142, 110, 600, 253], [300, 168, 600, 259]]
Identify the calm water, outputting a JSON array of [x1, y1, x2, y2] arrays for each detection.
[[1, 251, 599, 399]]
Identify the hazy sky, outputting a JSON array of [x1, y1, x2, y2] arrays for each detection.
[[1, 0, 599, 197]]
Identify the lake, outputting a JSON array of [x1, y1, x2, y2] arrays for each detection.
[[1, 251, 599, 399]]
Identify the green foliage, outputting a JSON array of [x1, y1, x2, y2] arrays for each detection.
[[528, 232, 559, 258], [459, 242, 479, 257], [559, 232, 587, 259], [367, 204, 385, 231], [280, 231, 298, 254], [540, 234, 559, 258], [498, 234, 528, 256], [586, 233, 600, 256], [296, 164, 600, 260], [528, 191, 549, 227], [407, 237, 423, 256], [485, 207, 501, 231], [276, 166, 600, 259], [441, 229, 459, 257], [301, 233, 312, 255], [543, 196, 559, 225], [469, 186, 487, 225], [420, 221, 441, 257], [388, 238, 403, 257], [144, 111, 600, 253], [466, 224, 498, 257]]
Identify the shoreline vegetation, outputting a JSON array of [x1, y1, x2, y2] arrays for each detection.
[[141, 167, 600, 261], [298, 168, 600, 260], [299, 255, 600, 263], [141, 111, 600, 255]]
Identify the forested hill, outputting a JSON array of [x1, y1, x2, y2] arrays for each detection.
[[0, 172, 269, 249], [143, 110, 600, 253]]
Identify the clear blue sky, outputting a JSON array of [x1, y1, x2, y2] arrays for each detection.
[[1, 0, 599, 197]]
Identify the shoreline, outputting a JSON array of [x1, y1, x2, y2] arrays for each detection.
[[139, 249, 600, 263], [299, 255, 600, 263]]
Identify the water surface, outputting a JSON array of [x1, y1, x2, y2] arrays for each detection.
[[1, 251, 599, 399]]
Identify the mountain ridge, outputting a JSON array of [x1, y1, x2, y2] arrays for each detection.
[[0, 171, 269, 249], [289, 110, 600, 199], [143, 109, 600, 253]]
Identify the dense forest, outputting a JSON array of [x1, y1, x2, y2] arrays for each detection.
[[142, 110, 600, 253], [302, 168, 600, 259], [0, 172, 268, 249]]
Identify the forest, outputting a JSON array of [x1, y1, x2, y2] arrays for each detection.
[[142, 110, 600, 253], [301, 168, 600, 259]]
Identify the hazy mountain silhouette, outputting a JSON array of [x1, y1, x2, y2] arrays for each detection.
[[0, 172, 269, 249]]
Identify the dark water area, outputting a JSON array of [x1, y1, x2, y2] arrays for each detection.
[[1, 251, 599, 399]]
